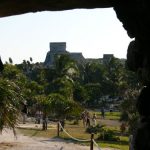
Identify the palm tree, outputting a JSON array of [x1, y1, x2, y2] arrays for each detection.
[[29, 57, 33, 63], [55, 54, 79, 79], [47, 93, 82, 121], [0, 78, 23, 134], [35, 95, 49, 130], [0, 57, 4, 72], [120, 88, 140, 133], [9, 57, 13, 64], [52, 54, 79, 100]]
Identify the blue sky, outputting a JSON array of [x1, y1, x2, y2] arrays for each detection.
[[0, 8, 132, 64]]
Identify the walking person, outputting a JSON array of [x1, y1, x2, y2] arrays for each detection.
[[81, 111, 86, 127], [92, 113, 97, 126], [101, 107, 105, 119], [120, 122, 126, 135], [86, 111, 91, 127]]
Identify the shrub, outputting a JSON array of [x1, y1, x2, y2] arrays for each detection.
[[97, 129, 120, 141], [86, 124, 105, 134]]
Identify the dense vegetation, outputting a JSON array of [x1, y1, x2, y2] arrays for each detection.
[[0, 55, 141, 133]]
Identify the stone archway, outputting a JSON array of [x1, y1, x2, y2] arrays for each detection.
[[1, 1, 150, 149]]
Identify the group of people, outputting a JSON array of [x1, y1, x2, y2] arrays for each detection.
[[81, 110, 97, 127]]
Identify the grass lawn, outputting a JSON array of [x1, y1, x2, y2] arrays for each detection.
[[98, 136, 129, 150], [18, 117, 129, 150], [105, 112, 121, 120], [93, 111, 121, 120]]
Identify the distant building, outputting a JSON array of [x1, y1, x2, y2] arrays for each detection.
[[44, 42, 85, 67], [85, 58, 103, 64], [69, 52, 85, 64], [44, 42, 68, 67], [44, 42, 124, 68], [102, 54, 114, 64], [50, 42, 66, 53]]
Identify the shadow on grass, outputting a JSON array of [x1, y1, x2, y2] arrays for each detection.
[[38, 136, 86, 145], [17, 127, 43, 137], [17, 127, 42, 131], [98, 139, 129, 146]]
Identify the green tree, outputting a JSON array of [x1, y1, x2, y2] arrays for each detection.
[[84, 83, 102, 107], [0, 57, 4, 72], [30, 57, 33, 63], [9, 57, 13, 64], [119, 68, 141, 134], [0, 78, 23, 133], [83, 62, 106, 84], [2, 64, 21, 80], [73, 83, 89, 105], [35, 95, 49, 130], [120, 88, 140, 133], [47, 93, 82, 120], [54, 54, 79, 79], [48, 54, 79, 99], [103, 57, 125, 97], [50, 76, 74, 100]]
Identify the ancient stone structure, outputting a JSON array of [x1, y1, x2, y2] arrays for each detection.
[[44, 42, 116, 68], [44, 42, 68, 67], [103, 54, 114, 64], [44, 42, 85, 67], [0, 1, 150, 149]]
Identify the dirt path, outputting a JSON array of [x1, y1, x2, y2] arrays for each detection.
[[0, 129, 118, 150]]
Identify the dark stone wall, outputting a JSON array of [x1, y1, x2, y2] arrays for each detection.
[[113, 1, 150, 149], [0, 0, 112, 17], [113, 1, 150, 83]]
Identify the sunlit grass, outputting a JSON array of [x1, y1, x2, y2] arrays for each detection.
[[98, 112, 121, 120], [105, 112, 120, 119], [89, 110, 121, 120], [18, 118, 129, 150], [17, 128, 57, 138]]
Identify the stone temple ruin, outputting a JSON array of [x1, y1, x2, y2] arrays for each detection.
[[44, 42, 87, 67], [44, 42, 115, 67]]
